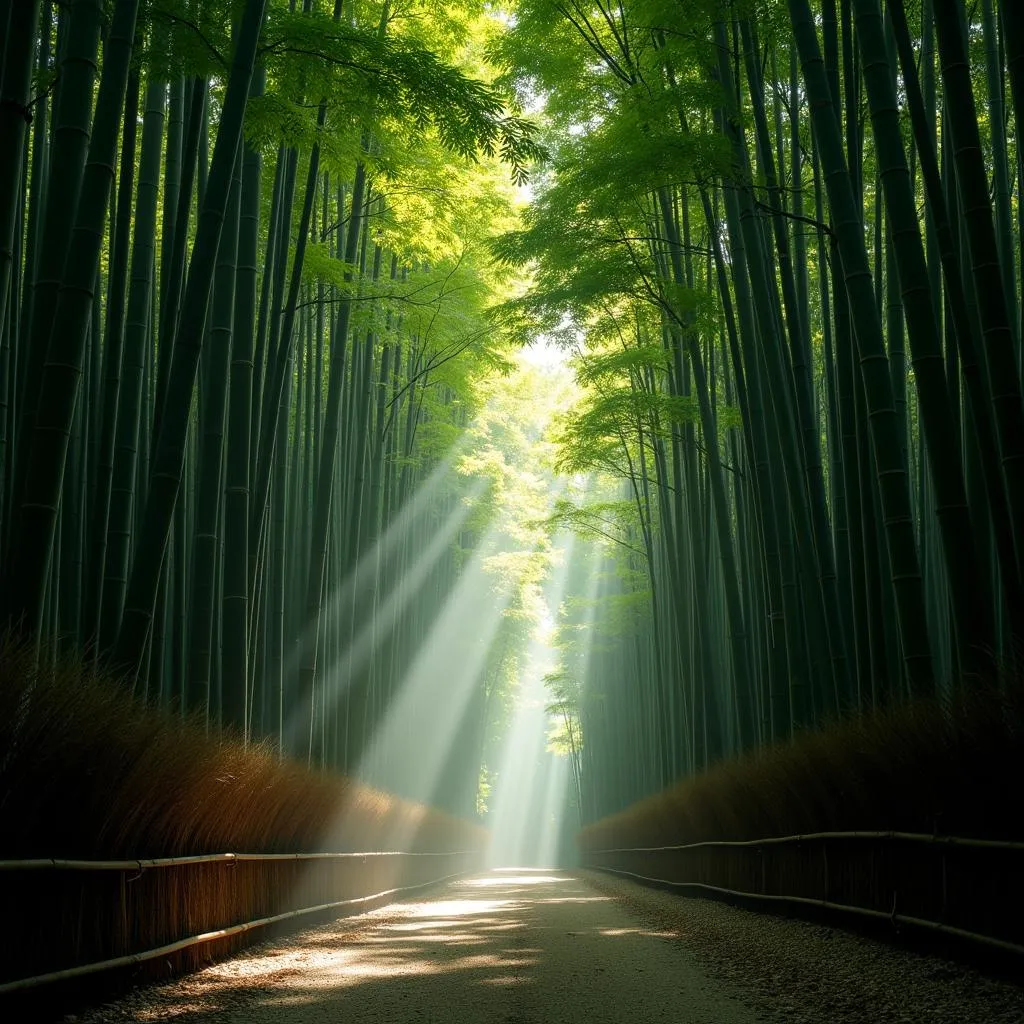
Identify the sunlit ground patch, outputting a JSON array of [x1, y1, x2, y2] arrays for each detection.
[[535, 896, 610, 904], [463, 873, 563, 886], [598, 927, 678, 938], [412, 898, 519, 916]]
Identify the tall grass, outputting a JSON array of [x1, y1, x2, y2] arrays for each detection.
[[576, 681, 1024, 954], [579, 679, 1024, 853], [0, 636, 485, 860], [0, 637, 486, 990]]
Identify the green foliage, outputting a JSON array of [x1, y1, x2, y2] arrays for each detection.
[[546, 497, 646, 557], [543, 668, 582, 754], [258, 5, 546, 182]]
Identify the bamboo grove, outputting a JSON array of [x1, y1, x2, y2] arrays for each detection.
[[0, 0, 548, 818], [3, 0, 1023, 841], [494, 0, 1024, 822]]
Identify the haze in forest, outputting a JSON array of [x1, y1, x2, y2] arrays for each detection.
[[2, 0, 1024, 993]]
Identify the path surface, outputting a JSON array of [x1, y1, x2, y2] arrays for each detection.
[[74, 869, 759, 1024], [71, 869, 1023, 1024]]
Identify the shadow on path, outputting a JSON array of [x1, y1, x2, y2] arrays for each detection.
[[100, 869, 762, 1023]]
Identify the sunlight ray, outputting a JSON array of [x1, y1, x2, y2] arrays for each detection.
[[486, 531, 577, 867], [281, 472, 490, 753], [315, 519, 526, 850]]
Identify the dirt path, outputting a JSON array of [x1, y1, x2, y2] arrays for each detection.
[[70, 868, 1023, 1024], [73, 869, 762, 1023]]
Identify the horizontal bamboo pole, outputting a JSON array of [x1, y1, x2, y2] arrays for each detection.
[[585, 864, 1024, 958], [0, 849, 475, 871], [585, 830, 1024, 855], [0, 869, 468, 994]]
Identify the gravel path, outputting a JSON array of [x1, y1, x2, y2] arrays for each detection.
[[67, 869, 1022, 1024]]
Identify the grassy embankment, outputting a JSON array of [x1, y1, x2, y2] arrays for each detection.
[[0, 638, 486, 989], [579, 678, 1024, 952]]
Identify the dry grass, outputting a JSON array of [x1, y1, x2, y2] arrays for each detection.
[[0, 636, 487, 860], [578, 678, 1024, 853], [0, 637, 487, 989]]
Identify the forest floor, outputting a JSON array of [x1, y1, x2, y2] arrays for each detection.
[[63, 869, 1022, 1024]]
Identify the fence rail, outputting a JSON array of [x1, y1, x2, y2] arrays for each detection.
[[0, 847, 480, 993], [586, 864, 1024, 957], [0, 868, 467, 995], [0, 849, 475, 872], [582, 829, 1024, 959], [585, 829, 1024, 854]]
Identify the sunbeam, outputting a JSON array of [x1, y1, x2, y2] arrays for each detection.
[[281, 472, 490, 755], [326, 519, 539, 850], [486, 531, 577, 868], [276, 440, 480, 748]]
